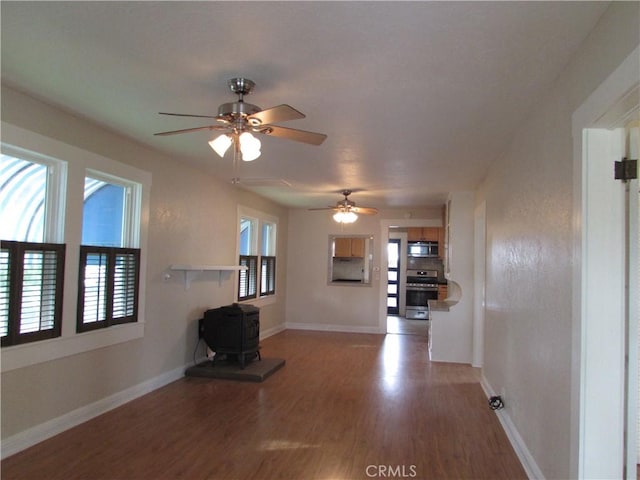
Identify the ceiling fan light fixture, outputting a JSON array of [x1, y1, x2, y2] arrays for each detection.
[[333, 210, 358, 224], [209, 134, 232, 157], [239, 132, 261, 161]]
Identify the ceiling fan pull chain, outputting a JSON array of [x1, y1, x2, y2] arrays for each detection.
[[232, 140, 240, 181]]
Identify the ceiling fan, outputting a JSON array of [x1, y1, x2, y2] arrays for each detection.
[[154, 78, 327, 161], [309, 190, 378, 224]]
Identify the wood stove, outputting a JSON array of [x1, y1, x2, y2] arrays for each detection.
[[201, 303, 260, 368]]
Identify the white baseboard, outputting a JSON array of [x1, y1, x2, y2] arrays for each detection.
[[480, 374, 545, 480], [1, 362, 188, 459], [285, 322, 380, 335], [260, 324, 286, 340], [2, 323, 289, 458]]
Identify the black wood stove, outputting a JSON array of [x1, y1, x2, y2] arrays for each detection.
[[201, 303, 260, 368]]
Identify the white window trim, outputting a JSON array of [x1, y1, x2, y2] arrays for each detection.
[[1, 122, 151, 372], [237, 205, 278, 307]]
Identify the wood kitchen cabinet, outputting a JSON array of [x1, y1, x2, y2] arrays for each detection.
[[437, 284, 448, 301], [407, 227, 442, 243], [334, 237, 365, 257]]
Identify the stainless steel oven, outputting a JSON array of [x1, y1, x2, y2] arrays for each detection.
[[405, 269, 438, 320]]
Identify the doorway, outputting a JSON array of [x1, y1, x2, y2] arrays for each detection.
[[387, 239, 400, 315], [385, 234, 429, 336]]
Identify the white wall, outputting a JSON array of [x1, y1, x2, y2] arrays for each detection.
[[429, 191, 474, 364], [286, 207, 443, 332], [478, 3, 639, 478], [285, 209, 381, 332], [0, 86, 289, 442]]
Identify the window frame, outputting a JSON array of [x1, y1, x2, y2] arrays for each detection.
[[78, 171, 143, 333], [1, 145, 67, 349], [237, 207, 278, 304], [1, 122, 150, 373]]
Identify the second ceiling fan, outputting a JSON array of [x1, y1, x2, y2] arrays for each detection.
[[154, 77, 327, 161], [309, 190, 378, 224]]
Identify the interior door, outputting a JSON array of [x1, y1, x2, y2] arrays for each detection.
[[387, 239, 400, 315]]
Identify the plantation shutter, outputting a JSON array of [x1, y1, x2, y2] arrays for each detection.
[[78, 246, 139, 332], [260, 256, 276, 296], [238, 255, 257, 300], [0, 246, 10, 342], [80, 250, 109, 326], [112, 251, 139, 323], [1, 241, 65, 346]]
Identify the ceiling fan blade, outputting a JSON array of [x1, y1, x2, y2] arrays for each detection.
[[352, 207, 378, 215], [308, 207, 338, 211], [248, 104, 305, 126], [159, 112, 218, 119], [259, 125, 327, 145], [153, 125, 228, 136]]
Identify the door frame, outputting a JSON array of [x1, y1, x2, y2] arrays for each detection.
[[571, 45, 639, 479], [473, 201, 486, 368], [378, 219, 442, 333]]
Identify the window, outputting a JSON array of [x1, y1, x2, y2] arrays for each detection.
[[1, 150, 65, 243], [1, 124, 150, 372], [82, 176, 126, 247], [1, 150, 66, 346], [238, 211, 277, 302], [77, 173, 141, 333]]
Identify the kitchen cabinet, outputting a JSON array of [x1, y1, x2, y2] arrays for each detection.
[[437, 284, 448, 301], [334, 237, 365, 257], [407, 227, 441, 242]]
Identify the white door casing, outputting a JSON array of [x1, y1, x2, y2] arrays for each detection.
[[571, 45, 639, 479]]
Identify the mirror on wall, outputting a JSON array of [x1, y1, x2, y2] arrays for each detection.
[[328, 235, 374, 285]]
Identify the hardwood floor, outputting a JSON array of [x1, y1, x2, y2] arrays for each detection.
[[2, 330, 527, 480], [386, 316, 429, 336]]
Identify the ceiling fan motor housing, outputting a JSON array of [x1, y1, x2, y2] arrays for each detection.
[[217, 101, 262, 122], [215, 78, 262, 124], [339, 199, 356, 208]]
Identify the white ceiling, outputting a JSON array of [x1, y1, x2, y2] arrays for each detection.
[[1, 1, 609, 210]]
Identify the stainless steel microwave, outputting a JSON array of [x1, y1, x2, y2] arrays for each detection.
[[407, 241, 438, 257]]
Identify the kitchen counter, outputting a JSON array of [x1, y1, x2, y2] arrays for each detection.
[[427, 280, 470, 364], [428, 299, 458, 312]]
